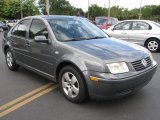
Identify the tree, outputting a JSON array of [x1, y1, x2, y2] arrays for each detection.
[[22, 0, 40, 17], [89, 4, 107, 17], [0, 0, 40, 19], [38, 0, 78, 15]]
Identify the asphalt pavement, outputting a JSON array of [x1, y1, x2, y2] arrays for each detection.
[[0, 32, 160, 120]]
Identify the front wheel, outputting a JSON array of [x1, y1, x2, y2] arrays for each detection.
[[146, 39, 160, 52], [59, 66, 88, 103], [5, 49, 19, 71]]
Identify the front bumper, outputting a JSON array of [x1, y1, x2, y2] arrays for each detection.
[[83, 62, 157, 100]]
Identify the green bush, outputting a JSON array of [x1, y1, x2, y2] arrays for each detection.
[[0, 17, 6, 23]]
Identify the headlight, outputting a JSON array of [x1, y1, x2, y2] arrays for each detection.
[[107, 62, 129, 74]]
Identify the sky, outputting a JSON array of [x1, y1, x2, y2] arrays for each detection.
[[67, 0, 160, 12]]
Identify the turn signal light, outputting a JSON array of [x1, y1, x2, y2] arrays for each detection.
[[90, 76, 99, 82]]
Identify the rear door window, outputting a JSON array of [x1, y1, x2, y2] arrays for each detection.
[[131, 21, 151, 30], [12, 19, 30, 38]]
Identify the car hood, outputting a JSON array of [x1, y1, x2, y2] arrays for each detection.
[[64, 37, 149, 62]]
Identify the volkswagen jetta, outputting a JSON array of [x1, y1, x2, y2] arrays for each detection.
[[2, 15, 157, 103]]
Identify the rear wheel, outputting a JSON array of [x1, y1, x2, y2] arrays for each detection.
[[59, 66, 88, 103], [5, 49, 19, 71], [146, 39, 160, 52]]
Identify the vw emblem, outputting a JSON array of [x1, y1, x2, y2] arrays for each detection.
[[141, 59, 147, 67]]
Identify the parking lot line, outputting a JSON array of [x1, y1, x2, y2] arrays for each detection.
[[0, 84, 58, 118], [0, 83, 54, 112]]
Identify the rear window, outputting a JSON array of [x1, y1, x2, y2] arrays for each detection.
[[152, 22, 160, 28], [95, 18, 108, 25]]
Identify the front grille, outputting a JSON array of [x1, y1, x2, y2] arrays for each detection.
[[131, 57, 152, 71]]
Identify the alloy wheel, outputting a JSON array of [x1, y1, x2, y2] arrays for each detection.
[[6, 51, 13, 68], [148, 40, 159, 51], [62, 72, 79, 98]]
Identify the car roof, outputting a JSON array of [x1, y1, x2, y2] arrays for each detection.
[[24, 15, 79, 20], [122, 19, 152, 23], [95, 16, 117, 19]]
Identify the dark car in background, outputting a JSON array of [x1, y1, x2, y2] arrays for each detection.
[[95, 16, 118, 30], [0, 21, 9, 32], [2, 15, 157, 103]]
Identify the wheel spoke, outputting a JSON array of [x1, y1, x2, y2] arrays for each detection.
[[72, 86, 79, 95], [64, 73, 70, 82], [7, 53, 10, 58], [71, 76, 77, 85], [62, 81, 68, 88], [67, 87, 73, 97]]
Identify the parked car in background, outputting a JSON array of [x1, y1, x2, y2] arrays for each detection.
[[7, 19, 18, 28], [2, 15, 157, 103], [95, 16, 118, 30], [0, 21, 9, 32], [104, 20, 160, 52]]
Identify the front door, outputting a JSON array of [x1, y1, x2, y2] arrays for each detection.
[[25, 19, 56, 75], [111, 21, 132, 41]]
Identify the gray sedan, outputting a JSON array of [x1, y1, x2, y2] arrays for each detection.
[[104, 20, 160, 52], [2, 16, 157, 103]]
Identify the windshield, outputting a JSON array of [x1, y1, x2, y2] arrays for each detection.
[[48, 17, 107, 42], [152, 21, 160, 28], [95, 18, 108, 25]]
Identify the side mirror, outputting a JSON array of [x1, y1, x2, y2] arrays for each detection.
[[34, 35, 49, 43]]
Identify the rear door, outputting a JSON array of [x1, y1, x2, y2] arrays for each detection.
[[108, 21, 132, 41], [10, 19, 31, 64], [128, 21, 151, 45]]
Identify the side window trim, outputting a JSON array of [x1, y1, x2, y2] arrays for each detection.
[[113, 21, 132, 30], [131, 21, 152, 30], [11, 19, 31, 38], [29, 19, 50, 40]]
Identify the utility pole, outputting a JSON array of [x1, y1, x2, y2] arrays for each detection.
[[88, 0, 89, 18], [115, 0, 116, 6], [139, 0, 142, 20], [20, 0, 23, 18], [108, 0, 110, 17], [46, 0, 49, 15]]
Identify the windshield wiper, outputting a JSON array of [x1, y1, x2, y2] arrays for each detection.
[[63, 36, 106, 42], [64, 37, 87, 42], [86, 36, 106, 40]]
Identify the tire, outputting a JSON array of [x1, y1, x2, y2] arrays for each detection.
[[0, 27, 3, 32], [5, 49, 19, 71], [59, 66, 88, 103], [146, 39, 160, 52]]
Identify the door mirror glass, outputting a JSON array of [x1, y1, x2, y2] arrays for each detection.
[[34, 35, 49, 43]]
